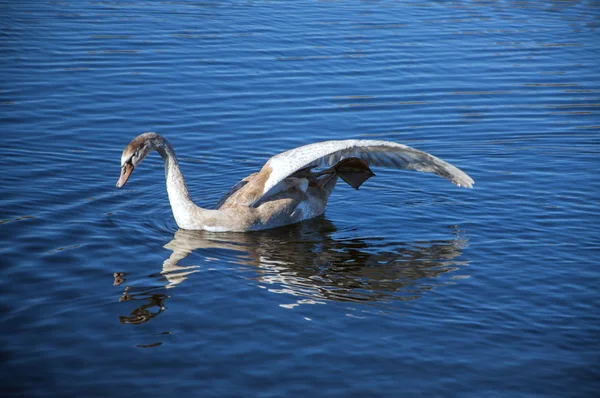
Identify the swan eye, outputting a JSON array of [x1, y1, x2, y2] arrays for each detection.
[[132, 149, 141, 160]]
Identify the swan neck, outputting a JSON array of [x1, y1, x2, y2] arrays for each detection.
[[153, 138, 202, 228]]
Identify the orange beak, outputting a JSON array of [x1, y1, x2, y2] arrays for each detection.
[[116, 163, 134, 189]]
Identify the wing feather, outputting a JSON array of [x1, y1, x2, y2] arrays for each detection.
[[255, 139, 473, 206]]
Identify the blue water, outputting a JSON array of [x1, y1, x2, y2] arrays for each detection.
[[1, 0, 599, 396]]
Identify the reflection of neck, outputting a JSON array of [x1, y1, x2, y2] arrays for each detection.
[[160, 228, 468, 307]]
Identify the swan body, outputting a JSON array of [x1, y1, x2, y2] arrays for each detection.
[[116, 133, 474, 232]]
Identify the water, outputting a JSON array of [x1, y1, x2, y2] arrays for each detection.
[[1, 0, 599, 396]]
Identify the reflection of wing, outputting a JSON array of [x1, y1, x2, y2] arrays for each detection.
[[158, 220, 469, 306], [113, 221, 470, 332], [254, 140, 474, 206]]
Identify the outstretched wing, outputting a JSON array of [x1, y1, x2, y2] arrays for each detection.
[[220, 139, 474, 209], [260, 140, 473, 202]]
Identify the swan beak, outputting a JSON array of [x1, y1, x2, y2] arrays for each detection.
[[116, 163, 134, 189]]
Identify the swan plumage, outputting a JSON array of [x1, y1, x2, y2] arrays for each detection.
[[117, 133, 473, 232]]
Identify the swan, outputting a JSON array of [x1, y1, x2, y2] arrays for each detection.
[[116, 132, 474, 232]]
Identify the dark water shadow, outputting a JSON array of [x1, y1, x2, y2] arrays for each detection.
[[114, 218, 470, 329]]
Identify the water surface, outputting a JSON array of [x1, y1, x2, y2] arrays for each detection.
[[1, 0, 599, 397]]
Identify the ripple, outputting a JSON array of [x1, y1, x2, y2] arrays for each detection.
[[1, 0, 599, 396]]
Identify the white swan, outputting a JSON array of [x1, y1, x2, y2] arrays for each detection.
[[116, 133, 474, 232]]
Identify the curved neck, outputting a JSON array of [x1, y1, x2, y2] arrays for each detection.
[[151, 137, 204, 228]]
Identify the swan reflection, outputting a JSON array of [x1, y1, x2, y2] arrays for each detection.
[[115, 218, 469, 324], [118, 292, 168, 325]]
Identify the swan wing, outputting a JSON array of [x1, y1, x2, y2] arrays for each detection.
[[220, 140, 474, 208], [260, 140, 473, 202]]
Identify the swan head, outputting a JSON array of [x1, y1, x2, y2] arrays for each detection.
[[116, 133, 156, 188]]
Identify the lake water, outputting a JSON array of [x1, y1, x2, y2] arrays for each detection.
[[1, 0, 599, 396]]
